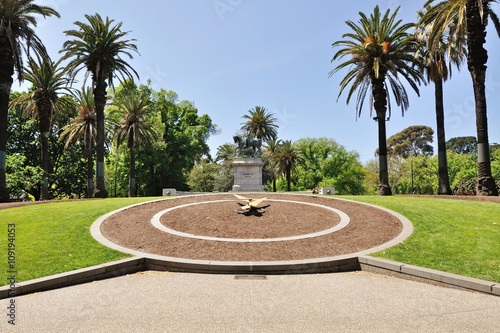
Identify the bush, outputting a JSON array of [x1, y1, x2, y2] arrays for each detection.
[[452, 179, 476, 195]]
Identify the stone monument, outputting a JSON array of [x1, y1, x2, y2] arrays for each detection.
[[232, 157, 265, 192], [232, 134, 265, 192]]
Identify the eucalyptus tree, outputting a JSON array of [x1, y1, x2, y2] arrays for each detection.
[[0, 0, 59, 201], [329, 6, 424, 195], [416, 5, 466, 195], [241, 106, 279, 142], [60, 13, 139, 198], [59, 87, 96, 198], [422, 0, 500, 196], [9, 56, 74, 200], [110, 89, 157, 197]]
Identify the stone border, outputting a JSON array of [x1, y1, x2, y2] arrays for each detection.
[[150, 199, 350, 242], [1, 255, 498, 299]]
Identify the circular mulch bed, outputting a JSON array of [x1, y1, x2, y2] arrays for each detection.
[[158, 200, 342, 239], [98, 193, 404, 262]]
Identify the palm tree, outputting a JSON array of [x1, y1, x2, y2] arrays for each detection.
[[329, 6, 424, 195], [0, 0, 59, 202], [9, 56, 74, 200], [263, 137, 282, 192], [59, 87, 96, 198], [415, 6, 466, 195], [60, 13, 139, 198], [241, 106, 279, 142], [422, 0, 500, 196], [276, 140, 304, 191], [215, 143, 235, 163], [110, 89, 157, 197]]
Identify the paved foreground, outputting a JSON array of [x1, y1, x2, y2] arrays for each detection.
[[2, 271, 499, 332]]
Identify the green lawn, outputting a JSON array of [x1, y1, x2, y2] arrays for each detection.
[[1, 197, 156, 285], [1, 196, 499, 286], [343, 196, 500, 283]]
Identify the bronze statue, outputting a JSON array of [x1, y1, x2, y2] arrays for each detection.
[[233, 135, 262, 157]]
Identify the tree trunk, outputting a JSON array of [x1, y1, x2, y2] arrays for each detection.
[[434, 79, 452, 195], [466, 0, 498, 196], [39, 104, 51, 200], [286, 168, 291, 192], [372, 77, 392, 196], [86, 127, 94, 198], [0, 39, 14, 202], [93, 81, 108, 198], [129, 145, 136, 197], [0, 83, 9, 202]]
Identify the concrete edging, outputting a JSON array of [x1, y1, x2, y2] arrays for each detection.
[[2, 255, 499, 299], [359, 256, 500, 296]]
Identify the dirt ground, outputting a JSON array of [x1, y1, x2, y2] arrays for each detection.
[[99, 193, 403, 261]]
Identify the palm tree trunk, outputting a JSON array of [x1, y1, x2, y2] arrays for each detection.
[[466, 0, 498, 196], [434, 79, 452, 195], [39, 107, 51, 200], [129, 145, 136, 197], [93, 82, 108, 198], [86, 127, 94, 198], [286, 168, 291, 191], [373, 78, 392, 196], [0, 39, 14, 202], [0, 85, 9, 202], [40, 130, 50, 200]]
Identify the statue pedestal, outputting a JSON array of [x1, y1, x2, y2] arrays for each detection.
[[232, 157, 265, 192]]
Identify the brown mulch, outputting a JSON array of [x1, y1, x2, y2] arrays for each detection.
[[396, 194, 500, 203], [100, 193, 403, 262]]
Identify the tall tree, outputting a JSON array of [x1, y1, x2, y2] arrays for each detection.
[[384, 125, 435, 158], [276, 140, 304, 191], [416, 5, 466, 194], [262, 137, 282, 192], [330, 6, 423, 195], [0, 0, 59, 201], [241, 106, 279, 143], [446, 136, 477, 154], [423, 0, 500, 196], [110, 89, 157, 197], [60, 87, 96, 198], [295, 137, 365, 194], [9, 56, 74, 200], [60, 13, 139, 198], [214, 143, 235, 192]]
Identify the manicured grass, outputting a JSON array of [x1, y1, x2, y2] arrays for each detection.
[[343, 196, 500, 283], [0, 197, 156, 285], [1, 196, 499, 285]]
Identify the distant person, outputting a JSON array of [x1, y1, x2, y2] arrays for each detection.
[[20, 193, 25, 202]]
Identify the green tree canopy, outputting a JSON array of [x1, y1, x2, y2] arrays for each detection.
[[384, 125, 434, 158], [105, 84, 218, 196], [446, 136, 477, 154], [295, 137, 365, 194], [240, 106, 278, 142]]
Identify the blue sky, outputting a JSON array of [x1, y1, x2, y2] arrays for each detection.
[[19, 0, 500, 163]]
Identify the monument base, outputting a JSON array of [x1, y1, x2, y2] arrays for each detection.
[[232, 157, 265, 192]]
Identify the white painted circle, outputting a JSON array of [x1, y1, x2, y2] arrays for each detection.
[[151, 199, 350, 243]]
